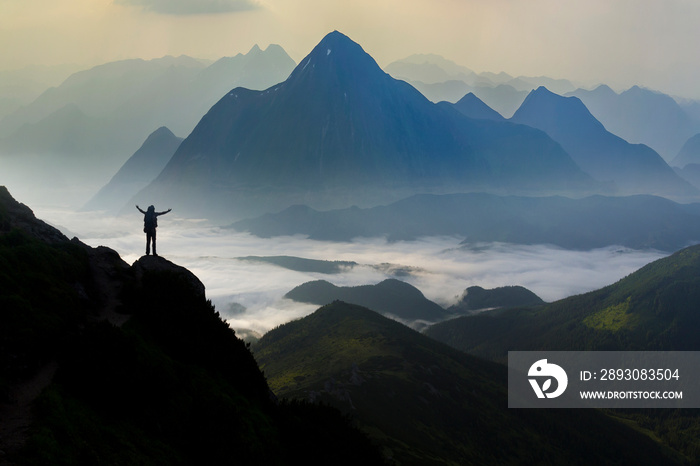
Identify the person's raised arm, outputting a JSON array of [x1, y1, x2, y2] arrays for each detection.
[[156, 208, 172, 216], [136, 205, 146, 214]]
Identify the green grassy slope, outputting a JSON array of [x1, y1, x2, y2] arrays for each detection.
[[425, 244, 700, 360], [255, 301, 683, 465], [425, 244, 700, 462]]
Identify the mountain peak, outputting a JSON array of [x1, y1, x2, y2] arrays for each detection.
[[304, 30, 363, 60], [531, 85, 555, 96], [514, 86, 602, 133], [148, 126, 176, 139], [451, 92, 505, 121], [593, 84, 616, 95], [318, 30, 352, 47], [286, 30, 385, 86], [138, 31, 592, 218]]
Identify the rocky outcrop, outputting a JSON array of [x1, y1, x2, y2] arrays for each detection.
[[132, 255, 206, 299], [0, 186, 67, 244]]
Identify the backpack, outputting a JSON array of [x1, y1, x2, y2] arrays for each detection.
[[144, 210, 157, 231]]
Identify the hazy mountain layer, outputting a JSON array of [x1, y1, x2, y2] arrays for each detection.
[[672, 133, 700, 168], [230, 192, 700, 251], [511, 86, 697, 198], [676, 163, 700, 190], [448, 92, 505, 121], [0, 47, 296, 207], [385, 54, 577, 118], [384, 56, 477, 85], [84, 126, 183, 212], [134, 31, 592, 220], [569, 85, 700, 161], [0, 64, 83, 120]]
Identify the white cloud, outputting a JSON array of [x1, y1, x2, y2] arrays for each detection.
[[36, 206, 667, 335]]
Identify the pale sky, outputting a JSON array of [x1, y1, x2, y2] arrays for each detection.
[[2, 0, 700, 98]]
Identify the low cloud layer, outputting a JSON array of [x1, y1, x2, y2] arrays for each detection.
[[115, 0, 260, 15], [38, 207, 667, 335]]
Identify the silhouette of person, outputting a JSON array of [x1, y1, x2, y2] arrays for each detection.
[[136, 205, 171, 256]]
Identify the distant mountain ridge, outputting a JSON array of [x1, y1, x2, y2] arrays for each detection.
[[448, 285, 544, 314], [672, 133, 700, 168], [511, 86, 697, 197], [0, 46, 296, 207], [448, 92, 505, 121], [133, 31, 592, 220], [84, 126, 183, 212], [426, 243, 700, 359], [285, 278, 451, 324], [384, 56, 477, 85], [230, 192, 700, 251], [569, 85, 700, 161], [384, 53, 576, 111]]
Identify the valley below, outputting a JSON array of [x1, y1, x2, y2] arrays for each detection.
[[33, 204, 668, 337]]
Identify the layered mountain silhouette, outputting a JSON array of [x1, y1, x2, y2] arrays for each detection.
[[230, 192, 700, 251], [569, 85, 700, 161], [1, 48, 294, 142], [448, 285, 544, 314], [511, 86, 697, 197], [284, 278, 450, 324], [676, 164, 700, 190], [0, 103, 127, 193], [384, 54, 574, 113], [383, 53, 478, 85], [448, 92, 505, 121], [0, 64, 81, 120], [0, 55, 202, 160], [0, 47, 295, 207], [672, 133, 700, 168], [84, 126, 182, 212], [133, 31, 592, 219]]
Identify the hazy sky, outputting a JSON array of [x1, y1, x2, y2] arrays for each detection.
[[2, 0, 700, 98]]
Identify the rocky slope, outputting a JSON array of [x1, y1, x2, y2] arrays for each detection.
[[0, 186, 384, 465]]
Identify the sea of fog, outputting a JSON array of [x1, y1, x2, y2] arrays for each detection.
[[35, 206, 668, 337]]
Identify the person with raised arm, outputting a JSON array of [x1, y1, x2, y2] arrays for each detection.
[[136, 205, 172, 256]]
